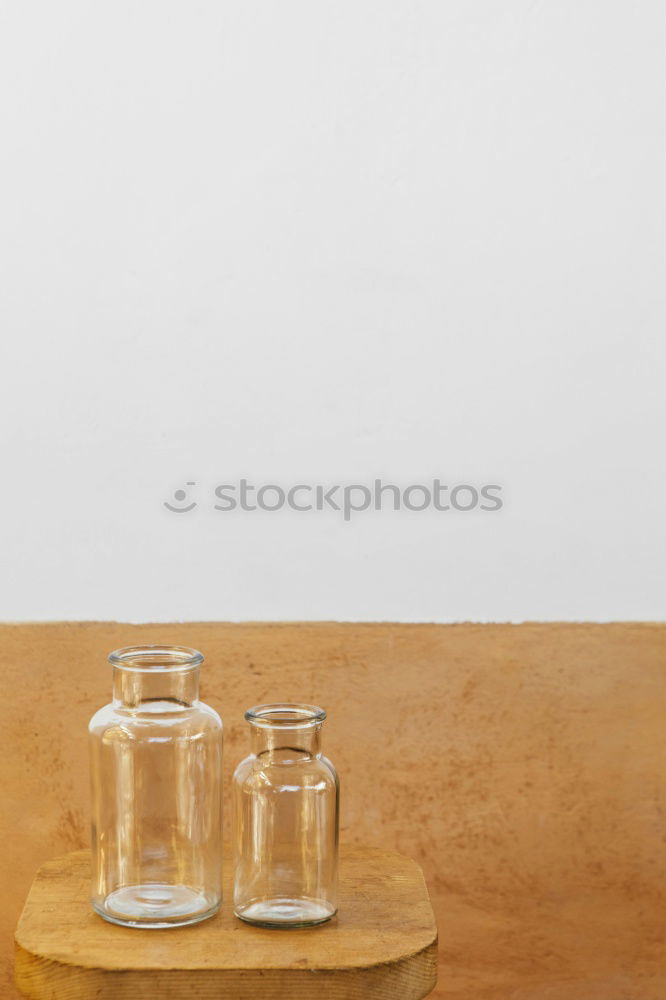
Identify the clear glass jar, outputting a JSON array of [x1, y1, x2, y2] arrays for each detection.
[[232, 703, 339, 927], [89, 645, 223, 928]]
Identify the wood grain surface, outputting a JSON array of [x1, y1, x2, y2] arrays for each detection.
[[15, 846, 437, 999], [2, 622, 666, 998]]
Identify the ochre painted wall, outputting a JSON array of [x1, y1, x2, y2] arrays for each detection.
[[3, 623, 665, 999]]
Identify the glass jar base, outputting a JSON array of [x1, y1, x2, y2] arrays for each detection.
[[234, 896, 336, 928], [94, 884, 220, 928]]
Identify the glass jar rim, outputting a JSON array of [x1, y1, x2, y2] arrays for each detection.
[[245, 703, 326, 728], [108, 645, 204, 672]]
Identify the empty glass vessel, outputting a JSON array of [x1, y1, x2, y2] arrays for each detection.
[[232, 703, 339, 927], [89, 645, 223, 928]]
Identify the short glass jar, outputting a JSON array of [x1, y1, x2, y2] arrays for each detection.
[[89, 645, 223, 928], [232, 703, 339, 927]]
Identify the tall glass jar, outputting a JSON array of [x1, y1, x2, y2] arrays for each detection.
[[232, 703, 339, 927], [89, 645, 223, 928]]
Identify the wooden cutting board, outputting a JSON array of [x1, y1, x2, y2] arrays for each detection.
[[15, 846, 437, 999]]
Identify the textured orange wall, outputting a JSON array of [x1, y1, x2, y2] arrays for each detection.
[[3, 622, 665, 999]]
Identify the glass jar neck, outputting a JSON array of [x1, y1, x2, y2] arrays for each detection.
[[250, 723, 322, 757], [108, 646, 204, 709], [113, 665, 200, 708]]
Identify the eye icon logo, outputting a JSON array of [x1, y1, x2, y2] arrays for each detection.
[[164, 482, 198, 513]]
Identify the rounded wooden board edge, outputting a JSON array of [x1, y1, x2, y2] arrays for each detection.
[[15, 939, 439, 999]]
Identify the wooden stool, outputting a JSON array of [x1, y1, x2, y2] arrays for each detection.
[[15, 846, 437, 999]]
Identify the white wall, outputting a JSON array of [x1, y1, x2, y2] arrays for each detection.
[[1, 1, 664, 622]]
